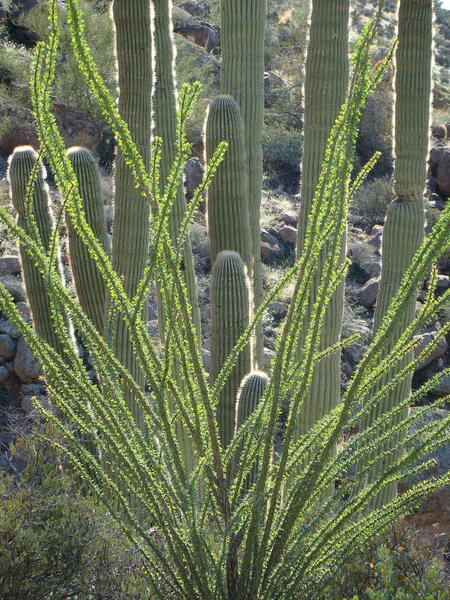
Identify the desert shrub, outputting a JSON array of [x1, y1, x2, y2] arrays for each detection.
[[262, 123, 302, 191], [0, 425, 151, 600], [351, 176, 394, 230], [425, 205, 450, 274], [190, 222, 211, 275], [323, 523, 449, 599], [0, 43, 33, 107]]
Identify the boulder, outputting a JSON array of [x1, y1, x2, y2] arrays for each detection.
[[14, 337, 43, 382], [260, 230, 285, 261], [0, 319, 21, 339], [179, 0, 210, 18], [437, 150, 450, 198], [281, 211, 298, 227], [0, 275, 26, 303], [0, 256, 20, 277], [174, 20, 220, 54], [430, 374, 450, 398], [429, 145, 446, 177], [0, 365, 10, 384], [278, 225, 297, 245], [0, 334, 17, 360], [414, 330, 448, 370], [357, 277, 380, 308]]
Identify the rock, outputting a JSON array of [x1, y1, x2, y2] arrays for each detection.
[[0, 365, 9, 384], [430, 374, 450, 397], [14, 337, 43, 382], [432, 124, 448, 140], [179, 0, 210, 18], [349, 241, 382, 284], [16, 302, 31, 320], [20, 382, 45, 395], [437, 150, 450, 198], [0, 275, 26, 303], [260, 230, 285, 261], [184, 157, 205, 202], [358, 277, 380, 308], [367, 229, 383, 251], [267, 302, 288, 319], [436, 275, 450, 293], [0, 334, 17, 360], [281, 212, 298, 227], [370, 224, 384, 236], [399, 408, 450, 545], [429, 145, 446, 176], [174, 20, 220, 55], [0, 256, 20, 277], [0, 319, 21, 339], [414, 331, 448, 370], [0, 104, 102, 160], [278, 225, 297, 245], [263, 348, 275, 372]]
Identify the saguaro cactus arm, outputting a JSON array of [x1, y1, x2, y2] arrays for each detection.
[[296, 0, 350, 434], [67, 147, 110, 335], [210, 250, 251, 450], [205, 95, 252, 278], [220, 0, 266, 367], [364, 0, 432, 507], [7, 146, 67, 357]]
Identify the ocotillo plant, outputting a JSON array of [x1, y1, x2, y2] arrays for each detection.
[[66, 147, 110, 335], [362, 0, 433, 507], [296, 0, 350, 436], [210, 250, 251, 450], [7, 147, 68, 358], [220, 0, 266, 367], [205, 95, 252, 278], [2, 5, 450, 596]]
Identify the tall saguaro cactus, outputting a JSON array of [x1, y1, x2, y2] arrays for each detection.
[[210, 251, 251, 450], [152, 0, 201, 341], [67, 147, 110, 335], [363, 0, 432, 506], [205, 95, 252, 277], [111, 0, 153, 429], [220, 0, 266, 367], [8, 147, 67, 357], [296, 0, 350, 433]]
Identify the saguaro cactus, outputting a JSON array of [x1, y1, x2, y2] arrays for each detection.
[[67, 147, 110, 335], [210, 251, 251, 450], [363, 0, 432, 506], [7, 146, 67, 357], [205, 95, 252, 277], [235, 370, 268, 487], [220, 0, 266, 366], [296, 0, 350, 433], [152, 0, 201, 340], [110, 0, 153, 429]]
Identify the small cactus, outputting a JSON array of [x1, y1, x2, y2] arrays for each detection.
[[235, 370, 269, 488], [210, 250, 252, 450], [67, 147, 110, 335]]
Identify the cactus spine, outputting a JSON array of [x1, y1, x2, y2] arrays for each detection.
[[67, 147, 110, 334], [152, 0, 201, 340], [363, 0, 432, 506], [210, 251, 251, 450], [220, 0, 266, 367], [7, 147, 67, 357], [296, 0, 350, 433], [205, 95, 252, 277], [111, 0, 153, 429], [235, 370, 268, 487]]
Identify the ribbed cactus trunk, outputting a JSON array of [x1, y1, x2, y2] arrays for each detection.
[[152, 0, 201, 340], [210, 251, 251, 451], [7, 147, 67, 357], [363, 0, 432, 507], [205, 95, 253, 278], [152, 0, 201, 473], [67, 147, 110, 335], [111, 0, 152, 430], [220, 0, 266, 367], [296, 0, 350, 434]]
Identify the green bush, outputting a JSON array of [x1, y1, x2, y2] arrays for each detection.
[[262, 123, 302, 191], [350, 176, 394, 230], [0, 426, 151, 600]]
